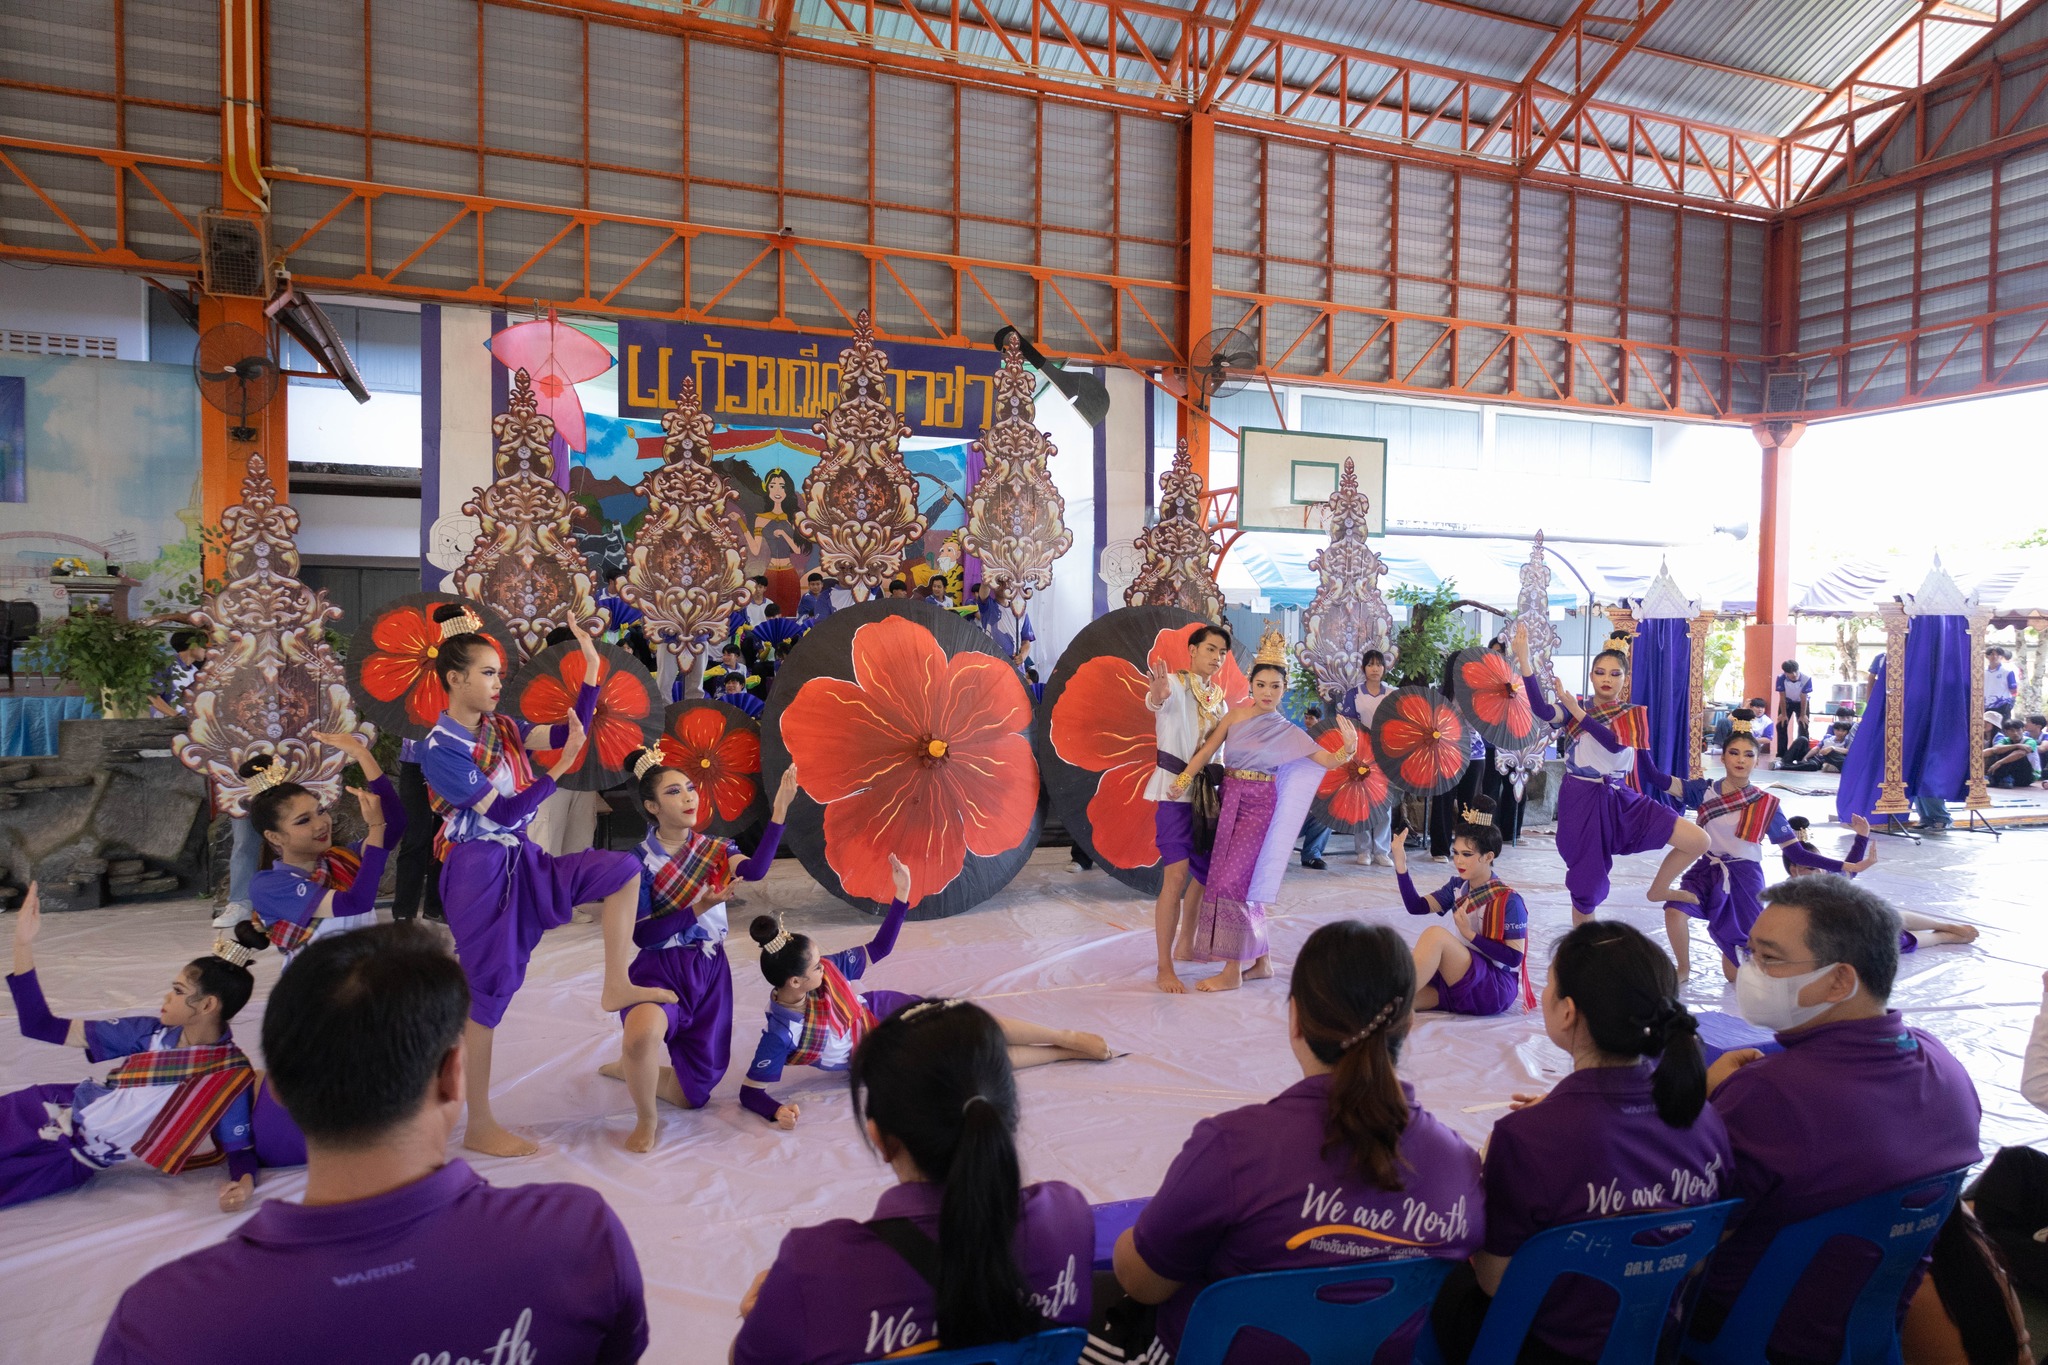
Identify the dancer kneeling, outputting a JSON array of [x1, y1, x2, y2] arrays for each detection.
[[1647, 711, 1871, 980], [1512, 623, 1708, 923], [741, 862, 1109, 1129], [419, 606, 671, 1157], [733, 1000, 1092, 1364], [1393, 796, 1532, 1016], [599, 749, 798, 1151], [1174, 641, 1358, 992], [1102, 921, 1480, 1362], [2, 885, 265, 1212], [233, 729, 404, 962]]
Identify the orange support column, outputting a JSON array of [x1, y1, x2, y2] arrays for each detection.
[[1743, 420, 1803, 707], [1180, 110, 1214, 490]]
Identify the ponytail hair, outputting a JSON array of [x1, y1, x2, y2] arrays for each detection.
[[238, 755, 313, 872], [849, 1000, 1036, 1347], [749, 915, 812, 987], [1290, 921, 1415, 1189], [1551, 921, 1706, 1128], [1451, 793, 1503, 858], [430, 603, 500, 685]]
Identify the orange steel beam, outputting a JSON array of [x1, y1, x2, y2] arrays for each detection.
[[1520, 0, 1681, 173], [1195, 0, 1268, 112], [1183, 110, 1216, 482]]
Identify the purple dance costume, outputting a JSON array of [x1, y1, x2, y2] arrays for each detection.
[[1670, 777, 1847, 966], [622, 822, 783, 1107], [741, 897, 910, 1124], [1524, 674, 1679, 916], [421, 683, 638, 1029], [1147, 671, 1229, 883], [1398, 872, 1529, 1015], [1193, 710, 1324, 965]]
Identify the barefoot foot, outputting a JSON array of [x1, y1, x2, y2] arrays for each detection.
[[1060, 1030, 1113, 1061], [463, 1123, 540, 1158], [600, 982, 679, 1013], [596, 1059, 626, 1083], [1932, 924, 1979, 945], [1154, 970, 1187, 995], [625, 1115, 659, 1153], [1245, 955, 1273, 981], [1196, 965, 1243, 993]]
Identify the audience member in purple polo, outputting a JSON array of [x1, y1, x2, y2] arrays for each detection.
[[1688, 875, 1982, 1365], [1432, 920, 1732, 1364], [1110, 920, 1484, 1360], [94, 923, 649, 1365], [731, 1000, 1092, 1365]]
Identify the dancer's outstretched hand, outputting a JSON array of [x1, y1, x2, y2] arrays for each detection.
[[1850, 814, 1872, 838], [567, 616, 599, 665], [771, 764, 801, 821], [1147, 656, 1172, 705], [1510, 621, 1532, 675], [12, 882, 41, 948], [1389, 840, 1407, 877], [889, 853, 911, 903], [310, 729, 373, 765]]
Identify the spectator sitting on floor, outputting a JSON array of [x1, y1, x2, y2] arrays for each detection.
[[1689, 875, 1981, 1364], [1987, 717, 2037, 788], [1739, 698, 1777, 761], [1810, 720, 1855, 772]]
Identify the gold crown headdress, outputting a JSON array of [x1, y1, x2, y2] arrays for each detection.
[[1459, 804, 1492, 827], [631, 749, 665, 781], [1729, 715, 1755, 735], [211, 938, 257, 968], [242, 760, 289, 797], [1254, 621, 1289, 669], [439, 608, 485, 642]]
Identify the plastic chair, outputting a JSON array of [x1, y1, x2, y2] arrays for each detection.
[[1175, 1256, 1456, 1365], [855, 1326, 1086, 1365], [1465, 1199, 1742, 1364], [1683, 1166, 1969, 1365]]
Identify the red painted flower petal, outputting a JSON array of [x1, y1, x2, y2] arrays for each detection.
[[1050, 655, 1152, 774], [1085, 760, 1160, 868], [361, 653, 425, 705], [781, 675, 917, 802], [371, 608, 433, 658]]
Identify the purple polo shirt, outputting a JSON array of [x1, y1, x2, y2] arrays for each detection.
[[93, 1160, 647, 1365], [1132, 1074, 1483, 1354], [732, 1178, 1092, 1365], [1482, 1062, 1734, 1359], [1704, 1010, 1981, 1362]]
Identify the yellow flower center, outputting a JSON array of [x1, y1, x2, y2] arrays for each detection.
[[426, 645, 438, 659], [700, 758, 712, 769], [1356, 764, 1370, 777], [926, 739, 948, 758]]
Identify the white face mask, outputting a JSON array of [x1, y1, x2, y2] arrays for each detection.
[[1736, 958, 1850, 1033]]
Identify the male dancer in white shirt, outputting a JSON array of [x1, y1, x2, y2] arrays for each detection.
[[1145, 625, 1233, 994]]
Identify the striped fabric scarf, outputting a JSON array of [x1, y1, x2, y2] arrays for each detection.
[[649, 834, 732, 920], [105, 1040, 255, 1174], [1462, 880, 1535, 1009], [1698, 782, 1777, 845], [786, 959, 877, 1068], [429, 713, 536, 859], [1566, 697, 1650, 791], [251, 847, 363, 954]]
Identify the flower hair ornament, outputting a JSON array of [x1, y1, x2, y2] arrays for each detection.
[[211, 938, 258, 969], [242, 758, 289, 798], [438, 608, 485, 642], [1459, 804, 1493, 827]]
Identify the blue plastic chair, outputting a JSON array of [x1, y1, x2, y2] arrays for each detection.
[[1464, 1199, 1742, 1364], [855, 1326, 1086, 1365], [1175, 1256, 1457, 1365], [1683, 1167, 1969, 1365]]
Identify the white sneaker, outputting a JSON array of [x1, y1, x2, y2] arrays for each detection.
[[1354, 851, 1372, 866], [1372, 854, 1395, 867], [211, 903, 250, 928]]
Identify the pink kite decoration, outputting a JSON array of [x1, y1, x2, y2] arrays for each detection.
[[486, 309, 614, 453]]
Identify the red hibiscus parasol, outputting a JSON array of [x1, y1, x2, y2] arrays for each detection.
[[345, 592, 520, 742], [1037, 607, 1250, 895], [658, 699, 765, 841], [765, 602, 1041, 919], [510, 639, 661, 791], [1309, 718, 1393, 831], [1447, 646, 1544, 751], [1369, 686, 1471, 797]]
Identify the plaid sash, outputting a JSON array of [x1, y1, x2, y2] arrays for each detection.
[[429, 713, 536, 860], [786, 959, 876, 1068], [1566, 699, 1650, 791], [1698, 782, 1777, 845], [1462, 880, 1535, 1009], [105, 1041, 255, 1174], [251, 847, 363, 953], [649, 834, 733, 920]]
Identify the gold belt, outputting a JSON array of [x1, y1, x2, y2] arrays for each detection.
[[1225, 768, 1274, 783]]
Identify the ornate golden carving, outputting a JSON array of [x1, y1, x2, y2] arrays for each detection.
[[1297, 457, 1393, 698], [962, 334, 1071, 621], [1126, 439, 1224, 620], [174, 455, 368, 816], [795, 311, 928, 597], [1874, 600, 1910, 816], [1687, 610, 1716, 780], [623, 376, 749, 665], [1966, 600, 1992, 811], [454, 369, 602, 658]]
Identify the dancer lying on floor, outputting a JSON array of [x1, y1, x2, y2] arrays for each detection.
[[2, 885, 269, 1212], [1392, 795, 1532, 1016], [731, 999, 1093, 1365], [233, 729, 405, 962], [420, 605, 672, 1157], [598, 748, 798, 1151], [1782, 816, 1979, 955], [740, 862, 1111, 1128]]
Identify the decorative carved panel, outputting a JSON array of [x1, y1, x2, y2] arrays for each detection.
[[1126, 439, 1224, 620], [963, 334, 1071, 620], [1298, 456, 1393, 698], [624, 376, 749, 662], [795, 311, 928, 598]]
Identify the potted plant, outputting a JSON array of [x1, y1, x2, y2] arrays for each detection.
[[25, 608, 173, 719]]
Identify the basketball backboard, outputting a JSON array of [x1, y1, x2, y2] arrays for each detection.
[[1235, 428, 1387, 535]]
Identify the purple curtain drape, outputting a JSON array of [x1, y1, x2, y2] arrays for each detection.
[[1836, 614, 1972, 823], [1630, 616, 1692, 811]]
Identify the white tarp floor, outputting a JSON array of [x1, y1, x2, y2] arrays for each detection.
[[4, 783, 2041, 1363]]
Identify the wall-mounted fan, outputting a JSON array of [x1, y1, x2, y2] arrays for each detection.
[[193, 322, 281, 441], [1187, 323, 1257, 410]]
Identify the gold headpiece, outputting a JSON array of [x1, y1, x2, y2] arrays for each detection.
[[763, 920, 792, 955], [1459, 804, 1492, 827], [1254, 621, 1289, 670], [631, 749, 664, 781], [212, 938, 257, 968], [242, 760, 289, 797], [1604, 629, 1633, 650], [1729, 715, 1754, 734], [439, 608, 485, 642]]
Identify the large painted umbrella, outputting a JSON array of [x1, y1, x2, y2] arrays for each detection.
[[1369, 685, 1471, 797], [486, 309, 613, 454], [657, 699, 766, 843], [509, 639, 661, 792], [1308, 718, 1394, 832], [1447, 646, 1545, 752], [345, 592, 520, 742], [1035, 606, 1250, 896], [763, 601, 1041, 920]]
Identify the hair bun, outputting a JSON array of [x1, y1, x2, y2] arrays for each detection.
[[430, 603, 469, 624], [236, 755, 274, 781], [1466, 794, 1496, 815], [230, 920, 271, 953], [748, 915, 781, 946]]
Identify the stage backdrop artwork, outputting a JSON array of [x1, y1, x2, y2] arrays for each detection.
[[0, 375, 23, 503], [1126, 439, 1224, 621], [1495, 532, 1564, 798], [963, 334, 1070, 627], [1297, 456, 1394, 699], [176, 455, 368, 816], [1038, 607, 1251, 896], [456, 368, 604, 657], [658, 699, 766, 843], [622, 376, 748, 669], [765, 602, 1041, 919], [795, 313, 929, 600]]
